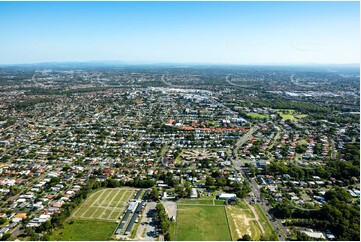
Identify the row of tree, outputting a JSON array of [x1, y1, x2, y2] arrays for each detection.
[[154, 203, 171, 240]]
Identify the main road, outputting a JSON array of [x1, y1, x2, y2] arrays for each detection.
[[230, 126, 288, 241]]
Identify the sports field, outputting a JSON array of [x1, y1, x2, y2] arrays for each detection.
[[72, 188, 136, 221], [246, 113, 269, 120], [276, 109, 308, 121], [176, 205, 231, 241], [49, 219, 116, 241]]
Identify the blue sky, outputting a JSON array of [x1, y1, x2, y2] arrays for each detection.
[[0, 1, 359, 65]]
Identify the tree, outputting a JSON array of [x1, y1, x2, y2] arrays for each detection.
[[247, 164, 258, 177], [205, 176, 215, 186], [155, 203, 171, 240], [175, 185, 185, 198], [239, 234, 252, 241], [259, 232, 278, 241], [324, 187, 352, 202], [295, 144, 307, 154], [0, 233, 11, 241], [217, 177, 227, 187], [0, 217, 6, 225], [49, 177, 60, 186], [236, 181, 252, 198], [150, 187, 159, 202], [184, 182, 192, 197], [273, 200, 293, 218]]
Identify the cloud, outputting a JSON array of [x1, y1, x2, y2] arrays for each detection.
[[290, 39, 328, 52]]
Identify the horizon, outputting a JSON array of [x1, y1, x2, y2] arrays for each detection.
[[0, 60, 359, 67], [0, 1, 360, 65]]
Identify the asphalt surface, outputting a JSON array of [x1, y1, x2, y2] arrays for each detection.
[[231, 126, 288, 241], [136, 202, 158, 241]]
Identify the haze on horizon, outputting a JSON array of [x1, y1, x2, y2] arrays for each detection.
[[0, 1, 359, 65]]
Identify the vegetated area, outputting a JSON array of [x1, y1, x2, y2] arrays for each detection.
[[253, 204, 277, 240], [0, 65, 359, 241], [176, 205, 231, 241], [246, 113, 269, 120], [72, 188, 136, 220], [49, 219, 115, 241], [177, 199, 214, 205], [226, 204, 262, 240], [276, 109, 308, 121], [50, 188, 136, 241]]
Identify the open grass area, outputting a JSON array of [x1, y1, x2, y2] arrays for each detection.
[[198, 194, 217, 200], [174, 150, 185, 163], [214, 200, 226, 205], [295, 114, 308, 119], [279, 113, 297, 121], [276, 109, 308, 121], [178, 199, 214, 205], [246, 113, 269, 120], [253, 204, 277, 240], [236, 200, 249, 209], [249, 220, 262, 240], [276, 109, 296, 114], [49, 219, 116, 241], [169, 221, 177, 241], [176, 205, 231, 241], [226, 205, 261, 241], [72, 188, 136, 221]]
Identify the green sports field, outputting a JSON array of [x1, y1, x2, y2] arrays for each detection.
[[246, 113, 269, 120], [276, 109, 308, 121], [49, 219, 116, 241], [176, 205, 231, 241], [72, 188, 136, 221], [50, 188, 138, 241]]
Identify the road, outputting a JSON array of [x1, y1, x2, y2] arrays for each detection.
[[225, 74, 254, 88], [161, 75, 173, 87], [331, 139, 336, 159], [230, 126, 288, 241], [232, 125, 259, 163], [225, 74, 243, 88]]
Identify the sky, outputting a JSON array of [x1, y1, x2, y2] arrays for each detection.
[[0, 1, 359, 65]]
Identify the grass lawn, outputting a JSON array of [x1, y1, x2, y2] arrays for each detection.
[[169, 221, 176, 241], [246, 113, 269, 120], [236, 200, 249, 209], [226, 205, 261, 240], [110, 190, 126, 207], [297, 139, 308, 145], [253, 204, 277, 240], [198, 194, 217, 200], [72, 188, 134, 220], [275, 109, 295, 114], [249, 220, 262, 240], [178, 199, 214, 205], [49, 219, 116, 241], [176, 205, 231, 241], [276, 109, 308, 121], [174, 149, 185, 163], [279, 113, 297, 121], [295, 114, 308, 119], [214, 200, 226, 205]]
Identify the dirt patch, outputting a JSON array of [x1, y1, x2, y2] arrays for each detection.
[[231, 213, 251, 238], [163, 201, 177, 219]]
